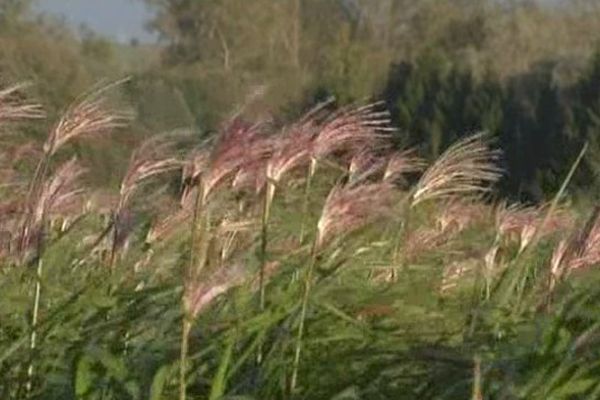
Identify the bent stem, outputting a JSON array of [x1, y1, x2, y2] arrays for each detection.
[[24, 156, 52, 395], [472, 355, 483, 400], [106, 209, 122, 295], [512, 142, 587, 312], [25, 256, 43, 395], [290, 236, 318, 393], [180, 183, 209, 400], [108, 206, 123, 277], [390, 198, 412, 281], [257, 180, 276, 364], [179, 318, 192, 400], [298, 159, 317, 244]]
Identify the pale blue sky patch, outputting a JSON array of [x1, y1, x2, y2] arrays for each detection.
[[34, 0, 157, 43]]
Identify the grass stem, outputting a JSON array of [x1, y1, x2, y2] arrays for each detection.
[[298, 159, 317, 244], [290, 237, 318, 393], [257, 181, 276, 365], [179, 318, 192, 400]]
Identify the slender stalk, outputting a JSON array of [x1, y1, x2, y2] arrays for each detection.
[[512, 142, 587, 311], [24, 155, 51, 396], [527, 142, 588, 253], [108, 207, 122, 274], [472, 355, 483, 400], [106, 208, 122, 296], [180, 182, 209, 400], [290, 237, 318, 393], [20, 156, 50, 258], [189, 184, 206, 277], [25, 257, 43, 395], [179, 318, 192, 400], [257, 180, 276, 365], [298, 159, 316, 244], [390, 198, 411, 281], [259, 182, 275, 314]]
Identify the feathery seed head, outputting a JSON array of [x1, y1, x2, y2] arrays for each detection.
[[496, 202, 572, 252], [347, 149, 386, 184], [383, 148, 427, 183], [266, 124, 314, 183], [403, 228, 449, 263], [34, 158, 86, 225], [312, 103, 393, 159], [18, 158, 85, 255], [203, 118, 272, 201], [412, 133, 502, 206], [0, 83, 45, 123], [44, 82, 133, 156], [146, 206, 191, 245], [437, 200, 487, 233], [119, 133, 186, 210], [180, 148, 210, 204], [567, 210, 600, 271], [183, 263, 247, 319], [317, 182, 395, 248]]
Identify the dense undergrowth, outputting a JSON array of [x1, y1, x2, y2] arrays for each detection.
[[1, 82, 600, 400]]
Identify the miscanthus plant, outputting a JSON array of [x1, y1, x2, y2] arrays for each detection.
[[1, 81, 600, 400]]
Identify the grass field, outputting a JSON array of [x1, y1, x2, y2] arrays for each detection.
[[1, 82, 600, 400]]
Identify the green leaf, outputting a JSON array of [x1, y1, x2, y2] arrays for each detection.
[[209, 333, 237, 400], [149, 365, 171, 400], [74, 354, 94, 398], [549, 378, 596, 399]]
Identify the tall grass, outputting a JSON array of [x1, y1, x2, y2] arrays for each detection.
[[1, 82, 600, 399]]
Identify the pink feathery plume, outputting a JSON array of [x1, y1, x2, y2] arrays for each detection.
[[44, 80, 133, 156], [347, 149, 386, 184], [146, 195, 194, 245], [33, 158, 85, 226], [119, 133, 185, 211], [266, 122, 314, 183], [548, 207, 600, 290], [202, 118, 272, 201], [403, 228, 450, 263], [567, 209, 600, 271], [437, 200, 488, 234], [412, 133, 503, 206], [231, 136, 278, 195], [383, 148, 427, 182], [312, 102, 393, 160], [180, 148, 210, 205], [496, 202, 572, 253], [19, 158, 85, 254], [183, 263, 247, 319], [266, 100, 383, 184], [317, 182, 395, 248], [231, 159, 269, 194]]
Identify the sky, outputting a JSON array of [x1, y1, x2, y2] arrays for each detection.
[[34, 0, 157, 43]]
